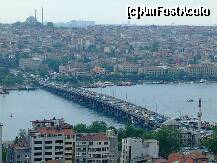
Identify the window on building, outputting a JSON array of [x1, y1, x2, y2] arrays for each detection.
[[34, 147, 42, 150], [102, 160, 108, 163], [89, 141, 93, 145], [55, 151, 63, 155], [55, 140, 63, 143], [45, 141, 52, 144], [34, 152, 42, 156], [45, 152, 52, 155], [45, 146, 52, 150], [45, 158, 52, 161], [65, 147, 72, 150], [34, 141, 42, 144], [34, 158, 42, 161], [65, 142, 72, 145], [55, 146, 63, 150], [96, 148, 101, 151]]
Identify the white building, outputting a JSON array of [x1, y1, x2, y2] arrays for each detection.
[[121, 138, 159, 163], [117, 63, 139, 73], [19, 57, 44, 70], [29, 118, 76, 163]]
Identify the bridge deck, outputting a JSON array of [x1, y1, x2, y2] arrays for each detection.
[[39, 81, 168, 130]]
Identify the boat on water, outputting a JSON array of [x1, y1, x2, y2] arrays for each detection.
[[0, 87, 9, 95], [103, 82, 114, 87], [187, 99, 194, 102], [152, 81, 165, 84], [199, 79, 207, 83], [116, 81, 134, 86]]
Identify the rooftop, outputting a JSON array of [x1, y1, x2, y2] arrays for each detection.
[[35, 127, 75, 136], [77, 133, 109, 141]]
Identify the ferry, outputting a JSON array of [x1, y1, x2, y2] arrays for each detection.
[[187, 99, 194, 102], [199, 79, 207, 83], [103, 82, 114, 87]]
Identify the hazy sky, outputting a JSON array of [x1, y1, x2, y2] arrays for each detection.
[[0, 0, 216, 25]]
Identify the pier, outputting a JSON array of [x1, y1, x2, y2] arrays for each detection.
[[39, 80, 168, 130]]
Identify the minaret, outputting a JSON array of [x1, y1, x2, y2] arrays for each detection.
[[35, 9, 37, 21], [197, 98, 202, 146], [42, 7, 44, 25], [0, 123, 3, 163]]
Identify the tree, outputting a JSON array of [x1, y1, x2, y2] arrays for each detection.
[[74, 124, 88, 133], [88, 121, 107, 133], [18, 129, 27, 140], [203, 137, 217, 161], [74, 121, 108, 133], [154, 126, 181, 158], [2, 147, 7, 161], [14, 136, 19, 144], [46, 59, 61, 72], [202, 127, 217, 162]]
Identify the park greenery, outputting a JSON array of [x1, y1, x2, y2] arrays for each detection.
[[0, 68, 24, 86], [73, 121, 181, 158]]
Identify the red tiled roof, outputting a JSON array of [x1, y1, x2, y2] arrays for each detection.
[[188, 152, 208, 159], [168, 151, 208, 163], [37, 128, 75, 136], [78, 133, 108, 141], [155, 159, 168, 163]]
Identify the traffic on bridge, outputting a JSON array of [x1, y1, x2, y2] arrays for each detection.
[[38, 79, 169, 130]]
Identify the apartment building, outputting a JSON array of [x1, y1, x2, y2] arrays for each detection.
[[76, 130, 118, 163], [186, 64, 217, 77], [29, 118, 76, 163], [121, 138, 159, 163], [19, 57, 44, 70], [143, 66, 167, 76], [7, 146, 30, 163], [117, 63, 139, 73]]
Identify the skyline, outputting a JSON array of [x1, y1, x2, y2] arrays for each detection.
[[0, 0, 217, 25]]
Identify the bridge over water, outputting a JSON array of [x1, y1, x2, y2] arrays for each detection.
[[39, 80, 168, 130]]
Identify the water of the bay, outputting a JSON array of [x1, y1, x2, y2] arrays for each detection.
[[1, 83, 217, 140], [91, 83, 217, 123], [0, 89, 124, 140]]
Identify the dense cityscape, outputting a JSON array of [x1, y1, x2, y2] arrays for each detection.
[[1, 7, 217, 163]]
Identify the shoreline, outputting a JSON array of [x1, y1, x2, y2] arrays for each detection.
[[82, 79, 217, 89]]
